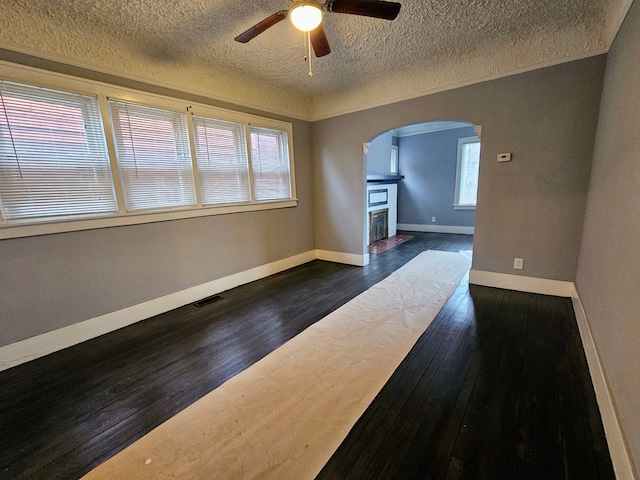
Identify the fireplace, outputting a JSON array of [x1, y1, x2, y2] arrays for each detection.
[[369, 208, 389, 244]]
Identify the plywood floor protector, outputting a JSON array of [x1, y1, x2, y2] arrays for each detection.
[[82, 250, 471, 480]]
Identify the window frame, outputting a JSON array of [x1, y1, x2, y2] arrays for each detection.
[[108, 98, 197, 213], [390, 145, 398, 175], [249, 125, 293, 202], [453, 136, 481, 210], [0, 62, 297, 240], [0, 80, 119, 223], [191, 115, 251, 206]]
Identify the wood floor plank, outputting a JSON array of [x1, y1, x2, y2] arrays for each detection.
[[443, 291, 525, 479], [359, 296, 471, 478], [387, 295, 478, 479], [425, 287, 503, 480]]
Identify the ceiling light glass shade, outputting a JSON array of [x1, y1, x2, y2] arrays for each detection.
[[289, 4, 323, 32]]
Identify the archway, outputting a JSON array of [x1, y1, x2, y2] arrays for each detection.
[[364, 120, 481, 254]]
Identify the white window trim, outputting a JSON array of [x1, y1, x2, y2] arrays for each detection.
[[0, 61, 297, 240], [453, 136, 480, 210], [390, 145, 398, 174], [453, 204, 477, 211]]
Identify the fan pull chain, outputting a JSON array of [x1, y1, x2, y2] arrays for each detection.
[[307, 31, 313, 77], [303, 30, 307, 59]]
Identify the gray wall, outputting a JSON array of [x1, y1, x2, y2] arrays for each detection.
[[397, 126, 476, 227], [0, 54, 315, 347], [575, 0, 640, 474], [366, 130, 395, 175], [312, 55, 605, 281]]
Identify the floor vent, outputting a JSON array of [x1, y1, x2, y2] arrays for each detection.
[[193, 294, 223, 307]]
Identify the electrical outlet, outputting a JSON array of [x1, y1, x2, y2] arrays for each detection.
[[432, 217, 436, 223], [514, 258, 524, 270]]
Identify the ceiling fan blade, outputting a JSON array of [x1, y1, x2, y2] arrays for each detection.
[[327, 0, 401, 20], [234, 10, 288, 43], [310, 25, 331, 57]]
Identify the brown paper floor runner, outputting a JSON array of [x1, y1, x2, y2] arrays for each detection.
[[83, 250, 471, 480]]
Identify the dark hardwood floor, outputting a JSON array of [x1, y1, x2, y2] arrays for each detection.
[[0, 232, 614, 479], [317, 277, 614, 479]]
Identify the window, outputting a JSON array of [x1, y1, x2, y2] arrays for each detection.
[[249, 126, 291, 201], [0, 81, 117, 223], [109, 99, 196, 212], [0, 65, 297, 240], [454, 136, 481, 209], [390, 145, 398, 174], [192, 116, 250, 205]]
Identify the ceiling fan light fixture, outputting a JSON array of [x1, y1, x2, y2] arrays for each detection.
[[289, 3, 323, 32]]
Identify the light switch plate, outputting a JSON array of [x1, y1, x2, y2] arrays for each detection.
[[498, 153, 512, 162]]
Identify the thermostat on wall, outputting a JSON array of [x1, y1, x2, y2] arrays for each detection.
[[497, 152, 512, 162]]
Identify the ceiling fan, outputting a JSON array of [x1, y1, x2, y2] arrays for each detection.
[[234, 0, 402, 59]]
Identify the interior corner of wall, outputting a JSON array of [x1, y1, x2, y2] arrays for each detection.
[[316, 249, 368, 267], [571, 291, 637, 480]]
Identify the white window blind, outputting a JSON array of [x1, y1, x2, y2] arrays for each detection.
[[192, 116, 250, 205], [249, 126, 291, 201], [109, 99, 195, 212], [0, 81, 117, 223]]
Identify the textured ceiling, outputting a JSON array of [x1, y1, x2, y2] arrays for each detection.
[[0, 0, 632, 120]]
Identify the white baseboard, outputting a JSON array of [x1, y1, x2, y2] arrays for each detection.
[[316, 249, 369, 266], [0, 250, 317, 372], [397, 223, 474, 235], [468, 269, 576, 297], [572, 294, 636, 480]]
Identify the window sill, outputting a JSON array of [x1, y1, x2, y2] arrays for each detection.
[[0, 199, 298, 240], [453, 204, 476, 211]]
